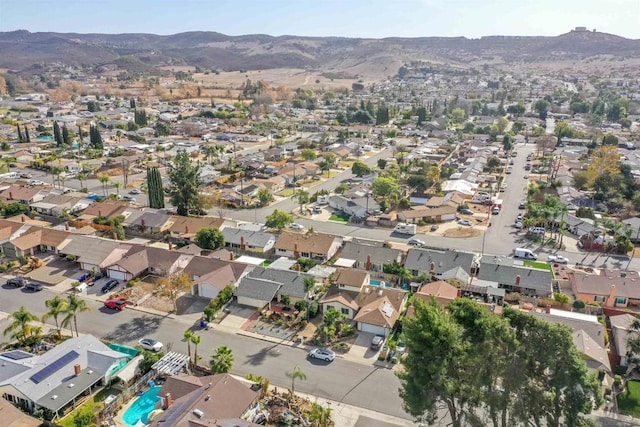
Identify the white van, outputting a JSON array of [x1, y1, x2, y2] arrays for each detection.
[[514, 248, 537, 260], [528, 227, 545, 236]]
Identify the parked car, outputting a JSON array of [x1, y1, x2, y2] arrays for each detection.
[[371, 335, 385, 350], [308, 348, 336, 362], [6, 277, 28, 287], [122, 195, 135, 202], [457, 219, 473, 227], [289, 223, 304, 230], [139, 338, 164, 352], [20, 173, 32, 179], [313, 206, 322, 214], [25, 282, 43, 292], [408, 238, 426, 247], [481, 199, 494, 206], [430, 224, 439, 232], [518, 201, 526, 209], [459, 208, 475, 215], [516, 214, 523, 222], [395, 341, 407, 354], [129, 188, 142, 195], [104, 299, 127, 310], [514, 221, 523, 229], [548, 255, 570, 264], [28, 179, 44, 186], [101, 279, 119, 294]]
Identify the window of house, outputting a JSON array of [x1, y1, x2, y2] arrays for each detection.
[[594, 295, 606, 303], [341, 308, 349, 315], [616, 297, 627, 305]]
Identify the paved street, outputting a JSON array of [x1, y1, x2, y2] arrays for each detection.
[[0, 286, 411, 420]]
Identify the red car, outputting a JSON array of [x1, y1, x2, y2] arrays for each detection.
[[104, 299, 127, 311]]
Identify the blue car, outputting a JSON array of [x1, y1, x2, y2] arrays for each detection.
[[101, 279, 119, 294]]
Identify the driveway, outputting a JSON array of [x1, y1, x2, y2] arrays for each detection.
[[218, 301, 257, 330], [348, 331, 380, 360]]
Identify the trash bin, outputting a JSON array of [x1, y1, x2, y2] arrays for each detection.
[[200, 319, 206, 328]]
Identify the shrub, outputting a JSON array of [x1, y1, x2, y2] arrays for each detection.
[[0, 264, 6, 273], [17, 256, 27, 266], [7, 261, 17, 268], [308, 301, 319, 318], [294, 300, 308, 311], [340, 324, 355, 337]]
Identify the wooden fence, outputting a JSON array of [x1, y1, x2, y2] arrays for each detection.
[[97, 370, 156, 422]]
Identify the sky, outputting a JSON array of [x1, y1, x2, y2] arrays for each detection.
[[1, 0, 640, 39]]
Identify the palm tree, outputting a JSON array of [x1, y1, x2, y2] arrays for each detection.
[[114, 181, 121, 197], [286, 365, 307, 399], [98, 175, 110, 197], [303, 277, 315, 320], [76, 172, 87, 191], [184, 330, 193, 360], [42, 296, 68, 338], [209, 346, 234, 373], [190, 334, 201, 365], [62, 294, 91, 337], [4, 306, 38, 343], [50, 166, 64, 188]]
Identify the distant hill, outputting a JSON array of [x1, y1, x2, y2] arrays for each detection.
[[1, 29, 639, 75]]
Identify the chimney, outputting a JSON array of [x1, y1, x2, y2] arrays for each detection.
[[9, 191, 12, 200], [74, 364, 81, 376], [98, 210, 102, 217], [185, 225, 189, 235], [240, 236, 246, 250], [377, 289, 383, 297], [609, 284, 616, 301], [366, 254, 372, 271], [168, 242, 173, 250], [545, 305, 551, 314], [65, 223, 69, 231], [112, 233, 118, 240], [294, 243, 299, 259], [164, 393, 172, 409], [229, 252, 235, 261], [140, 218, 146, 231], [515, 275, 521, 286], [21, 215, 25, 223]]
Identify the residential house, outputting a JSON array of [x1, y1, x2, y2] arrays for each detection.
[[58, 235, 132, 272], [127, 208, 173, 234], [9, 227, 70, 257], [234, 276, 281, 308], [78, 201, 128, 221], [254, 175, 286, 193], [148, 373, 259, 427], [397, 205, 457, 224], [610, 314, 636, 367], [244, 267, 313, 303], [414, 280, 459, 307], [183, 256, 252, 299], [0, 185, 47, 204], [274, 231, 342, 262], [404, 248, 475, 284], [221, 227, 276, 254], [0, 219, 33, 258], [477, 256, 553, 297], [0, 398, 40, 427], [353, 286, 408, 336], [167, 216, 225, 241], [327, 194, 380, 218], [30, 194, 94, 216], [337, 240, 404, 272], [106, 246, 193, 281], [0, 335, 130, 421], [333, 268, 371, 293], [570, 269, 640, 308]]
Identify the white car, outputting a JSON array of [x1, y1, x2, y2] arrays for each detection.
[[138, 338, 164, 352], [514, 221, 523, 229], [28, 179, 44, 186], [289, 223, 304, 230], [308, 348, 336, 362], [129, 188, 142, 195], [408, 238, 426, 247], [548, 255, 570, 264], [457, 219, 473, 227]]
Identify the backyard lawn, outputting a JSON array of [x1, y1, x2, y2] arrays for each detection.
[[329, 213, 350, 222], [618, 381, 640, 418], [58, 387, 118, 427]]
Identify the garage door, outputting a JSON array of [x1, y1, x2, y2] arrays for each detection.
[[108, 270, 127, 281], [358, 322, 385, 336], [198, 284, 220, 299], [237, 296, 268, 309]]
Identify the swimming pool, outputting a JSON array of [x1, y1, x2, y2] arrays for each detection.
[[122, 386, 161, 426], [370, 279, 391, 288]]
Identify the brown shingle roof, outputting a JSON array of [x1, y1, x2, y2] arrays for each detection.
[[167, 216, 225, 236], [572, 271, 640, 299], [417, 280, 459, 300], [80, 201, 128, 218], [353, 286, 407, 328], [0, 185, 43, 202], [274, 231, 338, 255], [320, 286, 359, 310], [10, 228, 70, 250], [333, 268, 368, 288]]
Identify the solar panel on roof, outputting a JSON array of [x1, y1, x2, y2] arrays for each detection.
[[30, 350, 79, 384], [1, 350, 34, 360]]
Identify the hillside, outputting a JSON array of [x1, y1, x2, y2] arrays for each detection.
[[1, 29, 640, 76]]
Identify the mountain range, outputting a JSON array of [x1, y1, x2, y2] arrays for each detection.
[[1, 29, 639, 76]]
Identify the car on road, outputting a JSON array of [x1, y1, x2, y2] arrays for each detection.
[[548, 255, 570, 264], [101, 279, 119, 294], [122, 195, 136, 202], [289, 223, 304, 230], [514, 221, 523, 229], [516, 214, 523, 222], [139, 338, 164, 352], [28, 179, 44, 186], [25, 282, 43, 292], [518, 201, 526, 209], [457, 219, 473, 227], [20, 173, 32, 179], [6, 277, 28, 287], [430, 224, 439, 232], [308, 348, 336, 362], [408, 238, 426, 247], [129, 188, 142, 195], [459, 208, 474, 215], [523, 175, 529, 179], [104, 299, 127, 310]]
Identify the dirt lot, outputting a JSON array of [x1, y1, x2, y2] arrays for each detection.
[[443, 227, 483, 238]]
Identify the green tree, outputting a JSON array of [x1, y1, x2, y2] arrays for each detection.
[[167, 150, 202, 216], [184, 330, 193, 361], [294, 189, 309, 213], [286, 365, 307, 398], [62, 125, 72, 146], [3, 306, 38, 344], [146, 167, 165, 209], [265, 209, 293, 229], [98, 175, 110, 197], [190, 334, 201, 365], [449, 107, 466, 124], [487, 156, 501, 171], [210, 346, 234, 373], [377, 158, 388, 170], [534, 99, 551, 120], [89, 124, 103, 149], [496, 116, 509, 133], [257, 188, 273, 207], [334, 183, 348, 194], [502, 134, 513, 151], [351, 161, 372, 177], [53, 121, 63, 146], [195, 227, 225, 250], [280, 294, 291, 309], [555, 121, 573, 144], [72, 408, 94, 427], [372, 176, 400, 198], [300, 148, 317, 161], [602, 133, 619, 146], [62, 294, 91, 337], [42, 296, 68, 338]]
